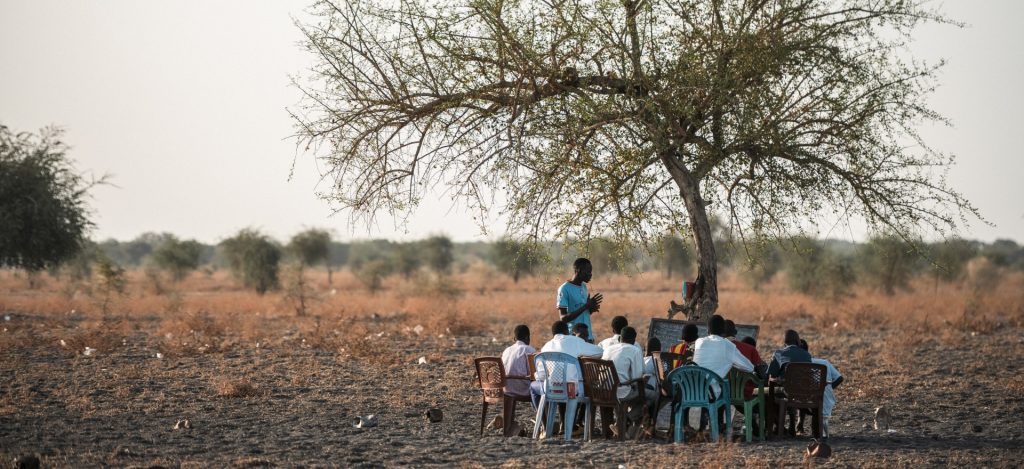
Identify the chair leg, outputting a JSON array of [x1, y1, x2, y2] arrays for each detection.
[[812, 408, 822, 439], [564, 400, 578, 441], [616, 406, 627, 441], [584, 401, 592, 441], [532, 397, 546, 439], [744, 402, 753, 443], [708, 406, 719, 443], [502, 398, 515, 437], [545, 401, 557, 439], [480, 401, 488, 436], [759, 399, 766, 441]]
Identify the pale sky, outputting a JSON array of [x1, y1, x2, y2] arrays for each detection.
[[1, 1, 1022, 244]]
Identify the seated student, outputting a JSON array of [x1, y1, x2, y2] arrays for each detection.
[[692, 315, 754, 433], [642, 337, 661, 395], [601, 326, 650, 434], [741, 336, 757, 348], [573, 323, 593, 343], [598, 316, 628, 349], [724, 319, 765, 435], [531, 320, 604, 408], [798, 339, 843, 438], [668, 323, 699, 368], [501, 325, 536, 396], [766, 329, 812, 379]]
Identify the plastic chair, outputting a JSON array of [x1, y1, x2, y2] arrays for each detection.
[[531, 352, 591, 440], [579, 357, 646, 441], [473, 357, 533, 437], [727, 368, 766, 442], [666, 365, 732, 443], [774, 363, 827, 438]]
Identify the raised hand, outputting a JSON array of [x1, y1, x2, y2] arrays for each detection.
[[589, 292, 603, 312]]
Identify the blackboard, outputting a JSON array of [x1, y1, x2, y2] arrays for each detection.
[[647, 318, 759, 352]]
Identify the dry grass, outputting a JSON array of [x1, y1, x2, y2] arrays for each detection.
[[214, 378, 262, 398]]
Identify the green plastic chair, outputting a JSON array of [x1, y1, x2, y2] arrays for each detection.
[[666, 365, 731, 443], [727, 368, 766, 442]]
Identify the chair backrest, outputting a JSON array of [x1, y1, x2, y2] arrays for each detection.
[[727, 368, 762, 403], [534, 352, 579, 401], [782, 363, 828, 407], [526, 353, 537, 380], [666, 365, 726, 406], [474, 356, 507, 401], [579, 357, 620, 405]]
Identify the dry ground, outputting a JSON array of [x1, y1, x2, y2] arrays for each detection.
[[1, 266, 1023, 468]]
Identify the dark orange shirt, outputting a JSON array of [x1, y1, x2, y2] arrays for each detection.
[[668, 341, 693, 369]]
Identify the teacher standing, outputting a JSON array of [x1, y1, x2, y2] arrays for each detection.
[[557, 258, 604, 342]]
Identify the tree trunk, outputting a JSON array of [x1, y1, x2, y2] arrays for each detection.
[[662, 155, 719, 323]]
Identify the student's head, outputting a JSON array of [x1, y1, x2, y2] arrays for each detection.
[[724, 320, 738, 338], [514, 324, 530, 344], [573, 258, 593, 282], [621, 326, 637, 345], [742, 336, 757, 347], [784, 329, 801, 346], [799, 339, 809, 351], [573, 323, 589, 339], [611, 316, 628, 334], [682, 324, 699, 343], [552, 320, 570, 336], [708, 315, 726, 336], [646, 337, 661, 356]]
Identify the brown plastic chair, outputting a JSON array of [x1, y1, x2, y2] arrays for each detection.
[[473, 357, 533, 437], [774, 363, 827, 438], [579, 357, 646, 441]]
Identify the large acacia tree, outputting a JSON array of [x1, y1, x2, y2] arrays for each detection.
[[292, 0, 977, 320]]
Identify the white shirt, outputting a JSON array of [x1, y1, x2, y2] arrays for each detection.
[[693, 334, 754, 397], [812, 358, 842, 416], [642, 356, 659, 391], [598, 334, 620, 349], [601, 342, 644, 399], [536, 334, 604, 383], [501, 340, 536, 396]]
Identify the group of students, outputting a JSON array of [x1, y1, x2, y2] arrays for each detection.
[[499, 314, 843, 439]]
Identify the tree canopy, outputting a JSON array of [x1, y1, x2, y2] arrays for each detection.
[[0, 125, 97, 271], [293, 0, 977, 319]]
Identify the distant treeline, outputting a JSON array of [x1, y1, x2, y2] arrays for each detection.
[[52, 228, 1024, 298]]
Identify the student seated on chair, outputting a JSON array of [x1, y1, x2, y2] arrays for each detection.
[[766, 329, 812, 379], [530, 320, 603, 408], [668, 323, 699, 369], [598, 315, 628, 349], [797, 339, 843, 437], [694, 315, 755, 432], [501, 324, 536, 396], [601, 327, 651, 421]]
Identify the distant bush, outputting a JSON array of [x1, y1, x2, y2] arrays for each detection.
[[152, 236, 203, 281], [490, 237, 545, 282], [355, 259, 392, 293], [422, 235, 454, 275], [220, 229, 281, 294], [858, 235, 919, 295]]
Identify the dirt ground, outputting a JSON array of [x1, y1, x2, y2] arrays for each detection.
[[2, 271, 1023, 468]]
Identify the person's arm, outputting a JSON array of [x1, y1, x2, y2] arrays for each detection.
[[732, 346, 754, 373], [766, 355, 781, 378], [832, 375, 844, 388], [558, 292, 603, 322], [580, 341, 604, 357]]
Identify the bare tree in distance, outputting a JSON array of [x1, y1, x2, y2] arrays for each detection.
[[292, 0, 979, 321]]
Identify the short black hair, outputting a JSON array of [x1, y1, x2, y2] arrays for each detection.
[[709, 315, 726, 336], [573, 257, 592, 270], [552, 320, 570, 336], [611, 316, 628, 334], [514, 324, 530, 342], [784, 329, 800, 346], [799, 339, 809, 351], [741, 336, 757, 347], [573, 323, 589, 334], [724, 320, 738, 338], [682, 324, 699, 342], [646, 337, 661, 355], [621, 326, 637, 345]]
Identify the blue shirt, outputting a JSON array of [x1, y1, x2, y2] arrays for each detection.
[[557, 281, 592, 340]]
